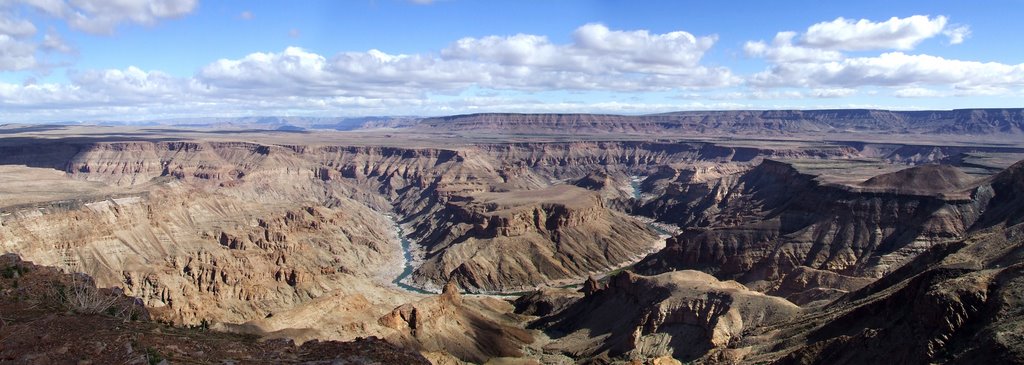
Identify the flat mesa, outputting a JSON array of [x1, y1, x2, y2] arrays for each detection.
[[467, 185, 599, 212]]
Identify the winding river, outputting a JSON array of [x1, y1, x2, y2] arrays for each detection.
[[388, 176, 675, 294], [390, 220, 436, 294]]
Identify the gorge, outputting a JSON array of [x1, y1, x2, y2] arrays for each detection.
[[2, 110, 1024, 364]]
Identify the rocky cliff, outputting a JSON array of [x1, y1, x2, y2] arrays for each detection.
[[526, 270, 799, 362], [0, 141, 411, 326], [636, 159, 994, 303], [378, 281, 536, 363], [0, 254, 430, 364], [731, 160, 1024, 364]]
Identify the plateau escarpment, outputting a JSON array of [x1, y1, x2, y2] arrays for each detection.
[[637, 160, 996, 303], [416, 109, 1024, 136]]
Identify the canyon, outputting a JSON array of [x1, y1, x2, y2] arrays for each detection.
[[1, 109, 1024, 364]]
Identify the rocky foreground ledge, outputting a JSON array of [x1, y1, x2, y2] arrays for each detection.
[[0, 254, 430, 364]]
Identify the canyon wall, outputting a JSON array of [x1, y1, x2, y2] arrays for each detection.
[[636, 159, 996, 303], [415, 109, 1024, 135]]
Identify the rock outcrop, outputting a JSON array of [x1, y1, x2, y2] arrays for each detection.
[[0, 254, 430, 365], [530, 270, 799, 362], [378, 280, 535, 363]]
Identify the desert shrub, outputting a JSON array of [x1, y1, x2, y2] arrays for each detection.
[[55, 275, 119, 315], [1, 265, 27, 279], [146, 347, 164, 365]]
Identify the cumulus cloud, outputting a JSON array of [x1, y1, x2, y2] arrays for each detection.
[[744, 15, 965, 64], [802, 15, 947, 51], [0, 34, 36, 71], [743, 15, 1021, 95], [41, 29, 74, 53], [0, 23, 739, 121], [749, 52, 1024, 89], [744, 31, 842, 63], [692, 88, 856, 101], [0, 0, 194, 71], [0, 11, 37, 71], [17, 0, 197, 34], [1, 13, 1015, 122], [443, 23, 718, 74], [199, 24, 736, 97], [0, 13, 37, 37], [893, 87, 945, 98], [943, 25, 970, 45], [0, 66, 202, 110]]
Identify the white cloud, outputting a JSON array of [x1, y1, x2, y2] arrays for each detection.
[[744, 31, 842, 63], [239, 10, 253, 20], [571, 23, 716, 69], [70, 66, 187, 99], [743, 16, 1019, 95], [0, 20, 741, 122], [943, 25, 970, 45], [0, 34, 36, 70], [442, 34, 560, 67], [893, 87, 945, 98], [442, 23, 719, 74], [17, 0, 198, 34], [691, 88, 856, 101], [0, 0, 194, 71], [0, 14, 1016, 122], [0, 13, 36, 37], [199, 24, 736, 97], [802, 15, 947, 51], [41, 28, 73, 53], [951, 84, 1015, 96], [749, 52, 1024, 89], [810, 88, 857, 98], [745, 15, 967, 64]]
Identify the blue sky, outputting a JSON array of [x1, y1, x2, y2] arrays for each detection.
[[1, 0, 1022, 122]]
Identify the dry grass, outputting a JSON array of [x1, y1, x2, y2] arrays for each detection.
[[58, 275, 120, 315]]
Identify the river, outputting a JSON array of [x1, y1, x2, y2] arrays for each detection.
[[388, 216, 437, 294], [387, 176, 676, 294]]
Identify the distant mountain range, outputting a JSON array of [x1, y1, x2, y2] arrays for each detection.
[[15, 108, 1024, 136], [416, 108, 1024, 135]]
